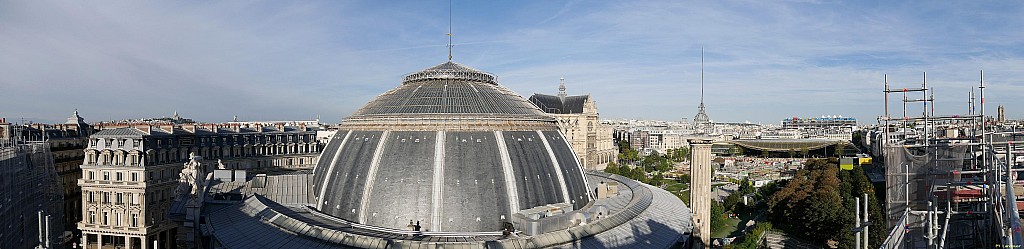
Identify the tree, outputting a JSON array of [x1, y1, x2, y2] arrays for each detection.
[[711, 200, 727, 233], [739, 177, 755, 195], [765, 158, 883, 248], [835, 143, 847, 157], [604, 161, 619, 175], [801, 146, 810, 158], [672, 147, 689, 162], [788, 149, 797, 158], [731, 146, 745, 156], [651, 172, 665, 185]]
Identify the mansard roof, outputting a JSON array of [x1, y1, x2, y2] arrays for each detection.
[[527, 93, 591, 114]]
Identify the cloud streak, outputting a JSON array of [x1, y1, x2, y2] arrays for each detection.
[[2, 0, 1023, 124]]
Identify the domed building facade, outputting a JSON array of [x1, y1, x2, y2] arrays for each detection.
[[311, 61, 592, 232], [171, 61, 693, 249]]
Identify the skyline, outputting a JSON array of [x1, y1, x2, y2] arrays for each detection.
[[3, 1, 1024, 124]]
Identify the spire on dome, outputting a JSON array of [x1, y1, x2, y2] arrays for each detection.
[[557, 77, 567, 100]]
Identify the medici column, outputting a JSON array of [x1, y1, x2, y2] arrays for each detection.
[[689, 138, 713, 249]]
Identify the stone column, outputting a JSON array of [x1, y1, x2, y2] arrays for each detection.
[[688, 138, 713, 249], [80, 232, 87, 249]]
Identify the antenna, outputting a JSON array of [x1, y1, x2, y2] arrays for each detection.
[[447, 0, 453, 61], [700, 48, 705, 104]]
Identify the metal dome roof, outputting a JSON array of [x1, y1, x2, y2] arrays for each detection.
[[402, 61, 497, 84], [344, 61, 553, 129], [313, 61, 592, 233]]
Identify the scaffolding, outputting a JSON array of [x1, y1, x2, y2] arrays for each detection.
[[879, 72, 1024, 248], [0, 125, 65, 249]]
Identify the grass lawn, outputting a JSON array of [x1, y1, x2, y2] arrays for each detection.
[[712, 210, 763, 238]]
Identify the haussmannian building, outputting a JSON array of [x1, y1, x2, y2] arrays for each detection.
[[528, 78, 616, 170], [77, 122, 322, 249]]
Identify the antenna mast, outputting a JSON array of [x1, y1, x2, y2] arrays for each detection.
[[700, 48, 705, 104], [447, 0, 453, 61]]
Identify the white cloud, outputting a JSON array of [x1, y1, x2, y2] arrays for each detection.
[[2, 0, 1024, 124]]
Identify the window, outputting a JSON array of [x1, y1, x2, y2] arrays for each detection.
[[116, 212, 122, 226], [116, 172, 123, 181], [131, 214, 138, 227], [88, 192, 94, 203], [118, 139, 125, 147], [116, 193, 122, 204], [88, 171, 94, 180], [103, 211, 109, 225], [102, 171, 109, 181], [103, 192, 109, 203], [131, 173, 138, 182], [89, 211, 96, 223], [129, 193, 135, 205]]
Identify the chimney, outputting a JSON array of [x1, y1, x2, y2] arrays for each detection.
[[183, 125, 198, 133], [231, 123, 241, 133], [160, 124, 175, 134], [138, 125, 153, 134], [275, 123, 285, 132]]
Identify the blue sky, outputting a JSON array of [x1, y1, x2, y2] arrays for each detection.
[[2, 1, 1024, 124]]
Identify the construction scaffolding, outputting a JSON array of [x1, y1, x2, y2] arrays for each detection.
[[1, 125, 65, 249], [879, 72, 1024, 248]]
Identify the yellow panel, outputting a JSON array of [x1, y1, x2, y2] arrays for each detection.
[[840, 163, 854, 170]]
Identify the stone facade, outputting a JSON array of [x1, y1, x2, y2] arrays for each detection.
[[77, 122, 321, 249], [689, 139, 713, 248], [528, 79, 616, 170]]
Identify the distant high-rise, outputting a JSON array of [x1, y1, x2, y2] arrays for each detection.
[[998, 105, 1006, 123]]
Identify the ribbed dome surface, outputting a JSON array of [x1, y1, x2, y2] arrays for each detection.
[[312, 61, 592, 233], [348, 61, 550, 118]]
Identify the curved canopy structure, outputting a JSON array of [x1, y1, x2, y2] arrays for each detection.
[[725, 139, 849, 152]]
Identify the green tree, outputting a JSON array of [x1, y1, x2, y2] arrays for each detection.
[[788, 149, 797, 158], [739, 177, 755, 195], [801, 146, 810, 158], [604, 161, 619, 175], [651, 172, 665, 185], [711, 200, 727, 233], [765, 158, 883, 248], [731, 146, 745, 156], [835, 143, 847, 157], [672, 147, 689, 162]]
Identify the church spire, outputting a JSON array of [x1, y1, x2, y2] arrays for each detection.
[[557, 77, 567, 99], [693, 48, 712, 134]]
